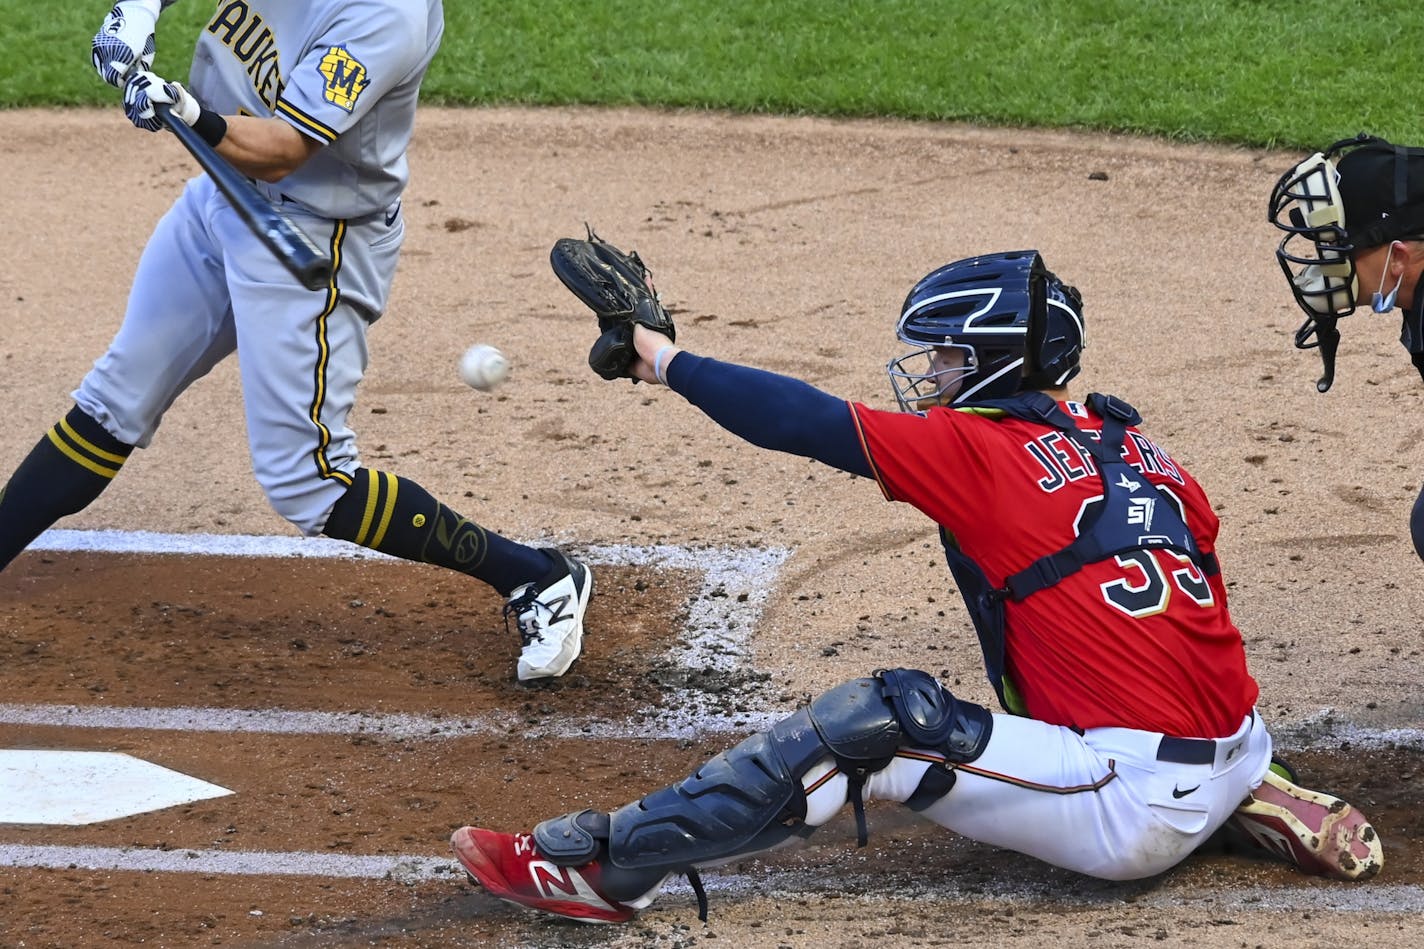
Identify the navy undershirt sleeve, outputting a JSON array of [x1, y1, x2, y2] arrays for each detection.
[[665, 352, 872, 478]]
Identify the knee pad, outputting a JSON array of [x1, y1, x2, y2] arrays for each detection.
[[878, 667, 994, 812], [809, 669, 992, 834], [877, 667, 993, 760]]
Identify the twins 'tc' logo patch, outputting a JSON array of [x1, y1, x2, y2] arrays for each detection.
[[317, 45, 369, 112]]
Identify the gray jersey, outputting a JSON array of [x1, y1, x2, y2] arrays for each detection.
[[188, 0, 443, 218], [76, 0, 444, 538]]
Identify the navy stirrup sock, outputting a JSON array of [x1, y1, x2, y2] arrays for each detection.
[[323, 467, 554, 595], [0, 406, 133, 571]]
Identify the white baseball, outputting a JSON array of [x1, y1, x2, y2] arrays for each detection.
[[459, 344, 510, 391]]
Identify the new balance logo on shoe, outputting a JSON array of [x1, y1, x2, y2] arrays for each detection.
[[544, 593, 574, 626], [531, 863, 581, 898], [528, 861, 618, 910], [512, 834, 583, 898], [1235, 815, 1299, 863]]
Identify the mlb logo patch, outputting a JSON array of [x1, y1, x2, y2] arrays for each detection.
[[318, 46, 369, 111]]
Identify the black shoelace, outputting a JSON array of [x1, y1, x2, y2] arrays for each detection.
[[502, 589, 543, 645]]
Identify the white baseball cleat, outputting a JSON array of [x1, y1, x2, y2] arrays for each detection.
[[1228, 768, 1383, 881], [504, 549, 592, 681]]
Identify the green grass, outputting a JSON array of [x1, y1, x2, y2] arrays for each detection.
[[5, 0, 1420, 149]]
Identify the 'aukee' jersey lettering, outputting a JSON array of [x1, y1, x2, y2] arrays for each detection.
[[187, 0, 443, 218], [852, 399, 1258, 739]]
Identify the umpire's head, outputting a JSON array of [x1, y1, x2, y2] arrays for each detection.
[[1333, 137, 1424, 369], [1269, 134, 1424, 392]]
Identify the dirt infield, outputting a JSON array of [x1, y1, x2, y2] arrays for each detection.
[[1, 107, 1422, 948]]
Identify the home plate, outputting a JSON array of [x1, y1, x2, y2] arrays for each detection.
[[0, 750, 233, 825]]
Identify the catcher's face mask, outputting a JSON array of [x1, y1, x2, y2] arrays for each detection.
[[887, 344, 976, 411]]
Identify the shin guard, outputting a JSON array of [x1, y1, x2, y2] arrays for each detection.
[[531, 669, 993, 904]]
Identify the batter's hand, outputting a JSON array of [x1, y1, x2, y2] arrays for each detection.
[[123, 69, 199, 132], [91, 1, 160, 89]]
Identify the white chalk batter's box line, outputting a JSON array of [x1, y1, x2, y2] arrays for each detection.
[[5, 530, 1421, 898], [0, 843, 1418, 914], [8, 528, 789, 737], [9, 529, 1423, 747], [10, 529, 1421, 749]]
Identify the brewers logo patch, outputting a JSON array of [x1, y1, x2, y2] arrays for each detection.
[[318, 46, 369, 112]]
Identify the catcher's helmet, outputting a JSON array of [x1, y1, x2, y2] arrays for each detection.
[[887, 250, 1085, 409]]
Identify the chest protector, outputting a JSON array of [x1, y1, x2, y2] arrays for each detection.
[[940, 392, 1219, 712]]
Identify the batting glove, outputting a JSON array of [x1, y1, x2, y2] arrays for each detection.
[[91, 1, 163, 88], [123, 69, 199, 132]]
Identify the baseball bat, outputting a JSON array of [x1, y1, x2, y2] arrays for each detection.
[[154, 103, 333, 292]]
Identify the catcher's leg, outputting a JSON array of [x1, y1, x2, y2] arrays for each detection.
[[906, 707, 1276, 881], [450, 668, 992, 922]]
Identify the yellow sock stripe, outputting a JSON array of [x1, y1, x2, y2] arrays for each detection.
[[354, 468, 383, 547], [57, 417, 130, 465], [307, 220, 351, 487], [46, 428, 122, 479], [368, 471, 399, 550]]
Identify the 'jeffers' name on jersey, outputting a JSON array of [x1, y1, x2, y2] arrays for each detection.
[[1023, 400, 1184, 493]]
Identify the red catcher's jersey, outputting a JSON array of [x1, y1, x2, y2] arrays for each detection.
[[851, 398, 1258, 739]]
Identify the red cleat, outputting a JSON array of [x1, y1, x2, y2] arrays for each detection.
[[1228, 769, 1383, 881], [450, 826, 638, 923]]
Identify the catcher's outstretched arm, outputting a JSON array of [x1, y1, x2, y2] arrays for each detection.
[[667, 353, 872, 478]]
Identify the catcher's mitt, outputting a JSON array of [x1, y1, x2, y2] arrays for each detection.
[[550, 226, 675, 380]]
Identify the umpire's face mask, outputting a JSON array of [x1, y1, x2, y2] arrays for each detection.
[[1287, 257, 1359, 317], [1271, 151, 1362, 319]]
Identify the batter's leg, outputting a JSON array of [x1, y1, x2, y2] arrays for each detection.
[[2, 177, 237, 572], [0, 407, 133, 571], [76, 176, 238, 448], [321, 467, 589, 679], [323, 467, 557, 595], [224, 211, 587, 678]]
